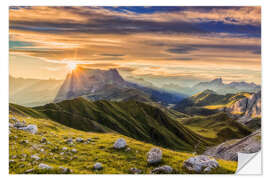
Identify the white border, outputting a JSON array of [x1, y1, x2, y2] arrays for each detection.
[[1, 0, 270, 179]]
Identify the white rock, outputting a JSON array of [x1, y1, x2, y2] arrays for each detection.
[[93, 162, 103, 170], [31, 155, 40, 161], [38, 163, 52, 170], [14, 121, 26, 128], [129, 168, 142, 174], [66, 138, 73, 144], [183, 155, 219, 173], [71, 149, 77, 153], [62, 147, 68, 151], [59, 166, 72, 173], [113, 138, 127, 149], [76, 137, 84, 143], [151, 165, 173, 174], [20, 125, 38, 134], [147, 148, 162, 164]]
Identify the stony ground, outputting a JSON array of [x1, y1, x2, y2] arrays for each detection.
[[9, 114, 237, 174]]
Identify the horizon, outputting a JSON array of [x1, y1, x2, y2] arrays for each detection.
[[9, 6, 261, 85]]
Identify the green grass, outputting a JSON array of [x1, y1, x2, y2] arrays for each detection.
[[174, 90, 252, 115], [10, 98, 213, 152], [9, 114, 237, 174], [179, 112, 252, 142]]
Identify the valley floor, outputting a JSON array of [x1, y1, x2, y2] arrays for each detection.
[[9, 114, 237, 174]]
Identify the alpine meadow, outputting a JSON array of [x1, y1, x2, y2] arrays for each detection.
[[9, 6, 261, 174]]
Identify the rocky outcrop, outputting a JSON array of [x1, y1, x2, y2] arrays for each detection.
[[151, 165, 173, 174], [225, 91, 261, 124], [204, 130, 261, 161], [113, 138, 127, 149], [183, 155, 219, 173], [147, 148, 162, 164]]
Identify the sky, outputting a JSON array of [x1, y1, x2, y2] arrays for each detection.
[[9, 6, 261, 86]]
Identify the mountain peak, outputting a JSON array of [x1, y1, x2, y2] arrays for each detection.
[[210, 78, 223, 84], [54, 68, 125, 102]]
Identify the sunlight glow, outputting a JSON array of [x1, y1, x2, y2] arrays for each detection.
[[67, 62, 77, 71]]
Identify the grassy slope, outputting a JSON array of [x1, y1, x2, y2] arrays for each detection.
[[174, 90, 251, 115], [10, 99, 212, 152], [179, 112, 252, 142], [9, 114, 237, 174]]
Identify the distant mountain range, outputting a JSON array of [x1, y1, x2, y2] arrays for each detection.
[[161, 78, 260, 96], [9, 76, 63, 107], [193, 78, 260, 95], [54, 67, 186, 105]]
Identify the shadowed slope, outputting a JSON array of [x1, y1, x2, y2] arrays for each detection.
[[10, 98, 212, 152]]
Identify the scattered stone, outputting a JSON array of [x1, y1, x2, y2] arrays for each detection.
[[62, 147, 68, 151], [25, 169, 34, 173], [18, 164, 25, 168], [38, 163, 52, 170], [125, 147, 131, 152], [87, 138, 92, 142], [151, 165, 173, 174], [20, 140, 29, 144], [9, 160, 15, 164], [59, 166, 72, 174], [14, 121, 25, 128], [71, 149, 77, 153], [147, 148, 162, 164], [31, 155, 40, 161], [203, 167, 212, 173], [76, 137, 84, 143], [20, 125, 38, 134], [66, 138, 73, 144], [11, 117, 17, 121], [49, 153, 53, 156], [9, 123, 14, 128], [113, 138, 127, 149], [40, 148, 44, 152], [93, 162, 103, 170], [129, 168, 142, 174], [41, 138, 47, 144], [60, 152, 65, 156], [183, 155, 219, 173]]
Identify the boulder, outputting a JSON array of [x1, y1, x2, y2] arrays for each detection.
[[147, 148, 162, 164], [66, 138, 73, 144], [93, 162, 103, 170], [38, 163, 52, 170], [151, 165, 173, 174], [183, 155, 219, 173], [25, 169, 34, 173], [129, 168, 142, 174], [113, 138, 127, 149], [14, 121, 26, 128], [20, 125, 38, 134], [31, 155, 40, 161], [59, 166, 72, 174], [76, 137, 84, 143], [71, 149, 77, 153], [41, 138, 47, 144]]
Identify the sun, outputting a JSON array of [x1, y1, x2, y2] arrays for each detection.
[[67, 62, 77, 71]]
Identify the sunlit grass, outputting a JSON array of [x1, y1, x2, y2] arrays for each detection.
[[9, 114, 237, 174]]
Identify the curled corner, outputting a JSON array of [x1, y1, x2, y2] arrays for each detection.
[[236, 151, 262, 175]]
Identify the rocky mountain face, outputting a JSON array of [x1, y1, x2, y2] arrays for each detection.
[[54, 67, 185, 105], [224, 91, 261, 124], [204, 129, 261, 161], [54, 68, 126, 102], [193, 78, 260, 95]]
